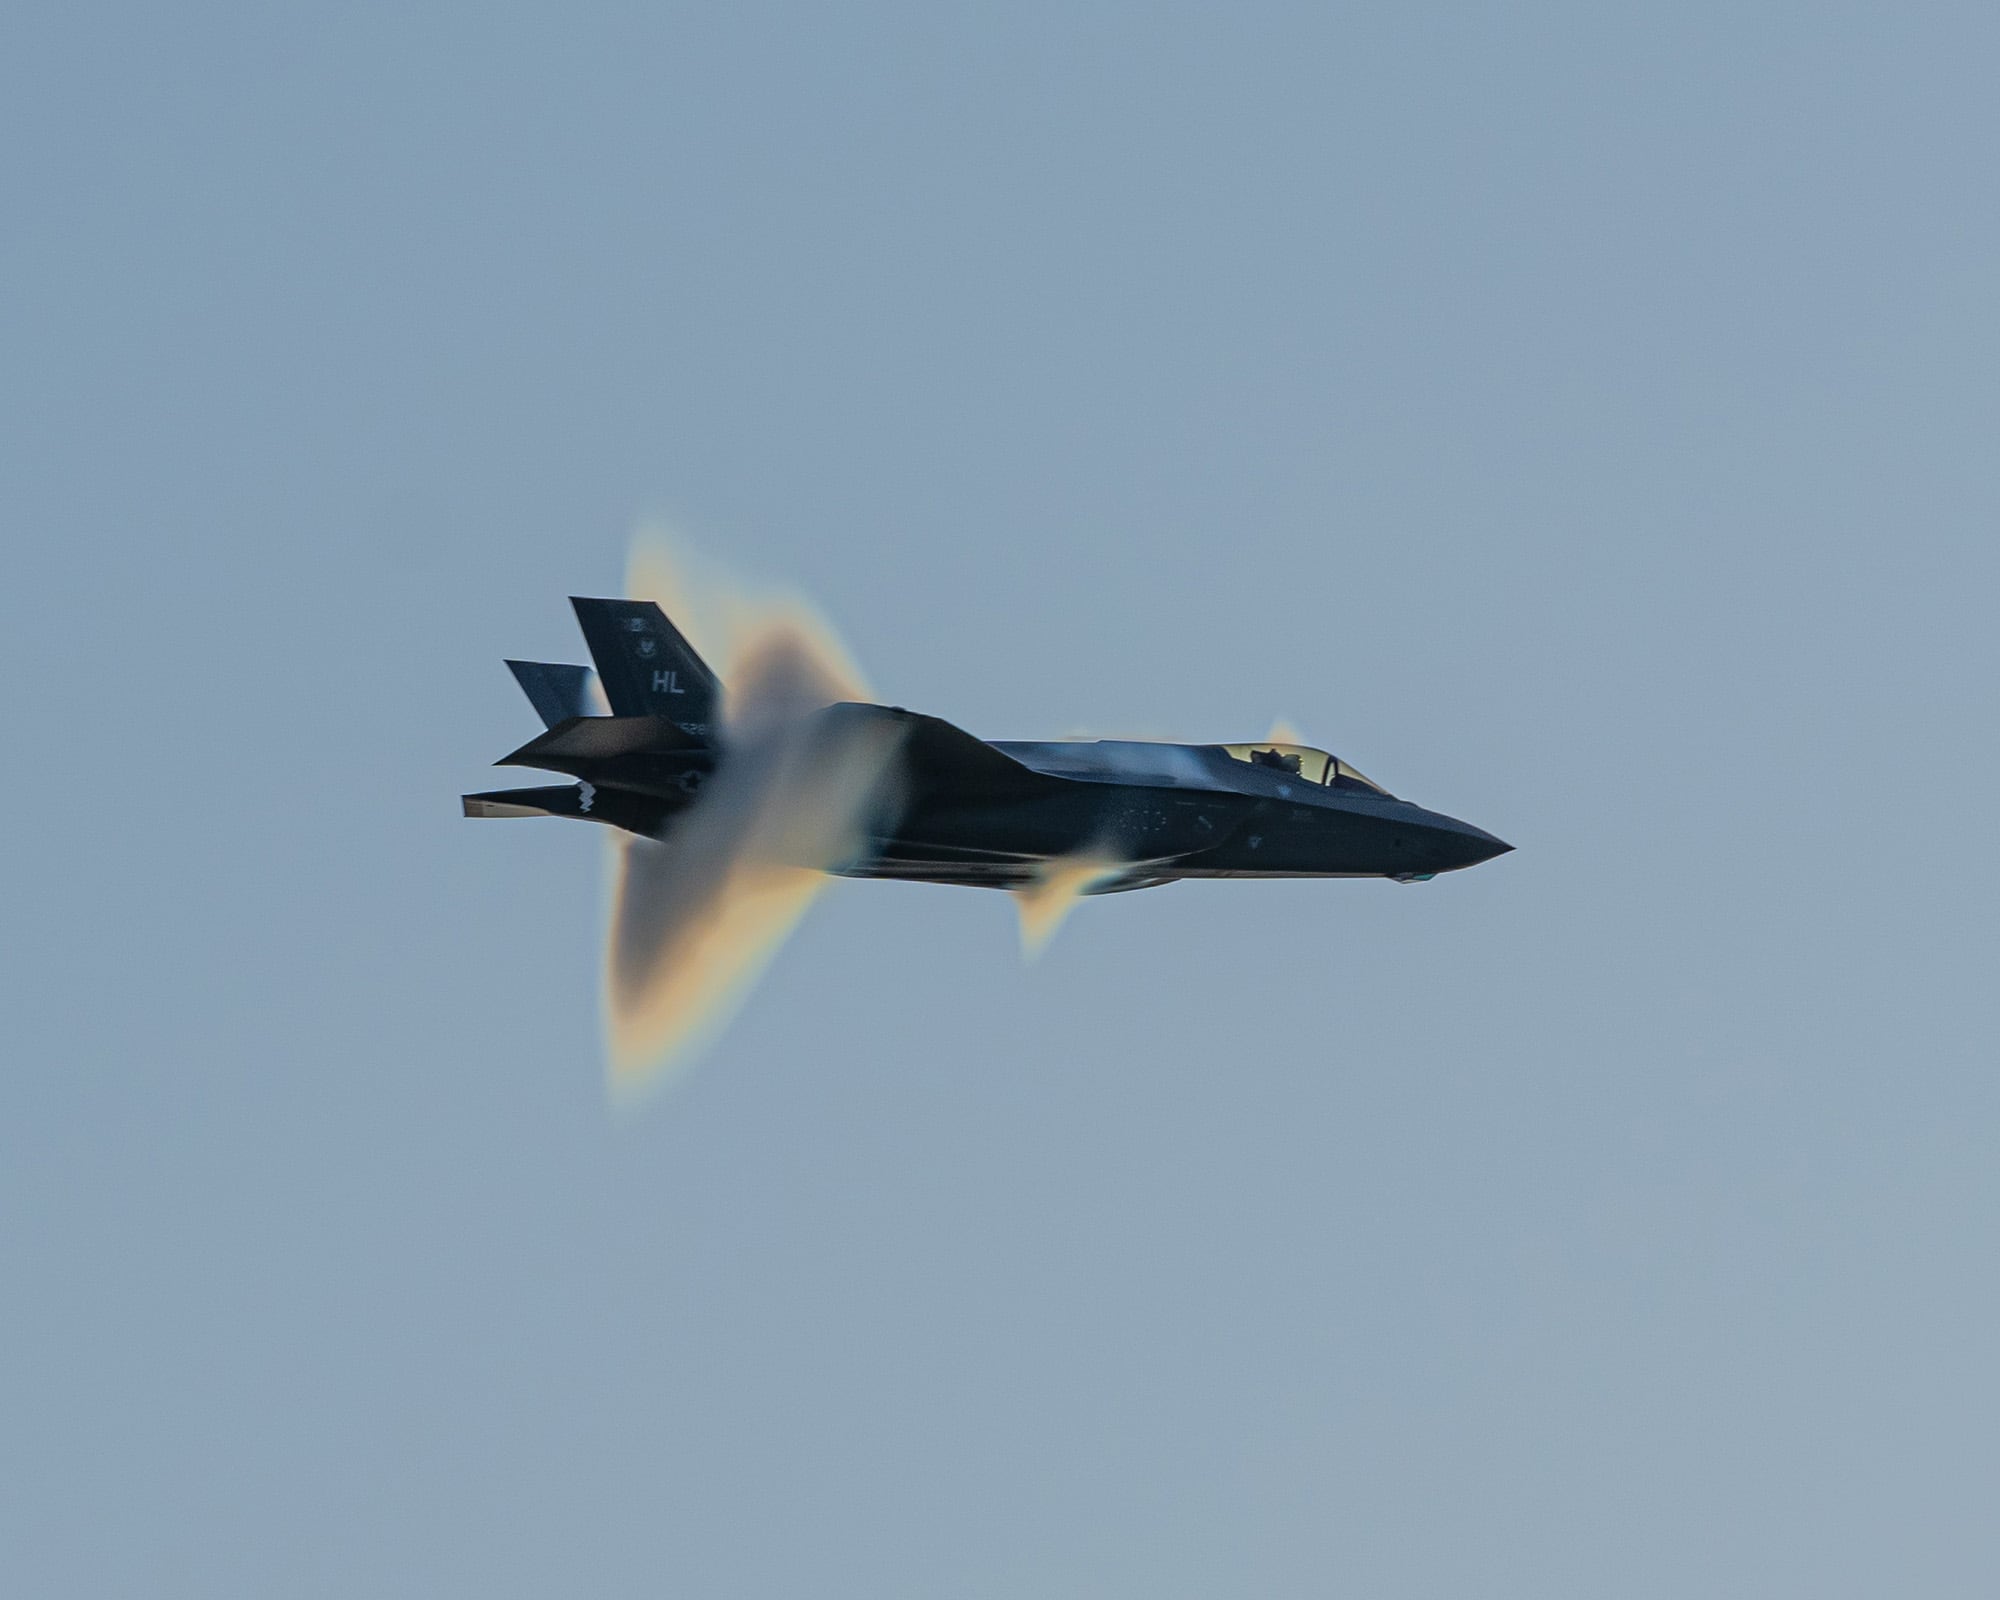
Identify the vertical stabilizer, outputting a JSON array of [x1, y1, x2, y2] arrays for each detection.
[[570, 598, 721, 734], [505, 660, 598, 728]]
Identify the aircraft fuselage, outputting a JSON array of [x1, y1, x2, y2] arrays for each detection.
[[464, 600, 1511, 894]]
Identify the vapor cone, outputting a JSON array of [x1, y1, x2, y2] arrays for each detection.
[[1013, 853, 1126, 959], [604, 535, 901, 1099]]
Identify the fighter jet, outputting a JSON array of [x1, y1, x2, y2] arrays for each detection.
[[464, 598, 1511, 891]]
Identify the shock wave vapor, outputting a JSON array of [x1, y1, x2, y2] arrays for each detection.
[[466, 593, 1510, 1089]]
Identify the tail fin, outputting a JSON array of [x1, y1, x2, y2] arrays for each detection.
[[570, 597, 720, 734], [505, 660, 598, 729]]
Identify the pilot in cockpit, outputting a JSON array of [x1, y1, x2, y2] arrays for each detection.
[[1249, 748, 1302, 774]]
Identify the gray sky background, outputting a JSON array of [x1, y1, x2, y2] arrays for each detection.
[[5, 4, 1998, 1595]]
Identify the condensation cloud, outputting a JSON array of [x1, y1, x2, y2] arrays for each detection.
[[603, 533, 900, 1100], [1012, 853, 1126, 958], [599, 531, 1226, 1092]]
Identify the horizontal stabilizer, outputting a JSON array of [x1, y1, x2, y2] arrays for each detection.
[[506, 660, 598, 728], [497, 714, 707, 773], [463, 785, 585, 819], [462, 783, 665, 835]]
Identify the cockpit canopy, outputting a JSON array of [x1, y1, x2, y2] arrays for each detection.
[[1220, 742, 1392, 796]]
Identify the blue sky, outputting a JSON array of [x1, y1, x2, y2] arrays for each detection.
[[4, 5, 1997, 1595]]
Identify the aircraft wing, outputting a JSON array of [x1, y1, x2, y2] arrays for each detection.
[[819, 703, 1070, 803]]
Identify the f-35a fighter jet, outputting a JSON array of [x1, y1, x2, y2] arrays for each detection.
[[465, 599, 1511, 892]]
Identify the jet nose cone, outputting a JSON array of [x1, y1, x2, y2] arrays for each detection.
[[1414, 813, 1513, 872], [1457, 824, 1513, 867]]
